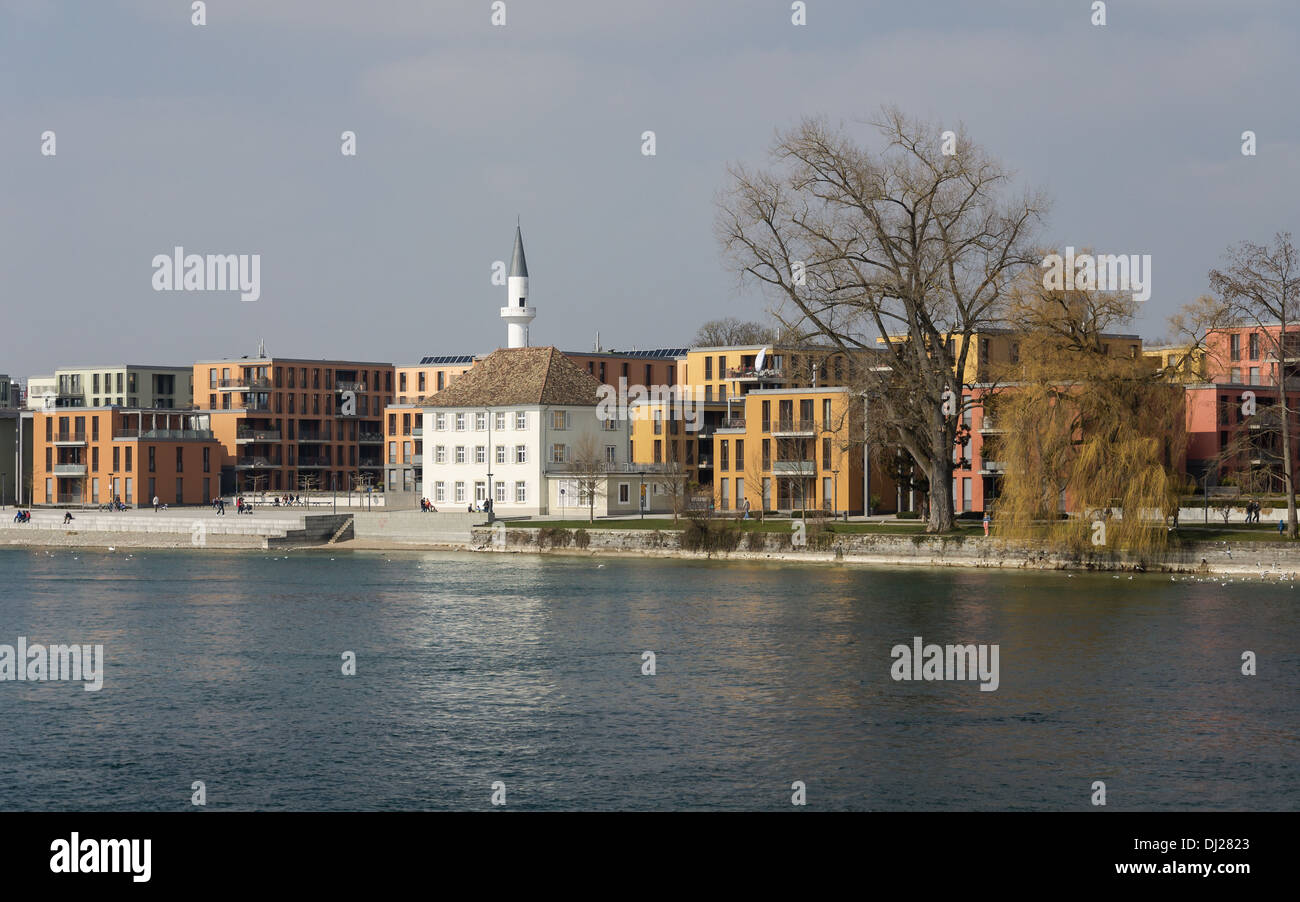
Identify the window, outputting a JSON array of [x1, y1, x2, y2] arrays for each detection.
[[148, 447, 156, 473], [823, 477, 833, 509], [705, 357, 713, 379], [1230, 368, 1242, 383], [494, 412, 506, 431], [455, 446, 466, 463], [1230, 333, 1241, 361], [720, 440, 729, 471], [1250, 332, 1260, 359], [515, 481, 527, 503], [654, 440, 662, 463], [437, 372, 445, 391], [762, 439, 771, 470], [203, 447, 210, 473], [495, 481, 507, 503], [404, 442, 413, 463], [475, 446, 486, 464], [496, 445, 506, 464], [92, 447, 99, 471], [736, 439, 744, 470], [551, 444, 568, 463], [113, 447, 120, 471], [515, 411, 527, 429], [552, 410, 568, 430], [605, 445, 616, 463], [515, 445, 527, 463], [435, 481, 446, 503], [1249, 367, 1260, 384], [823, 399, 832, 430], [126, 448, 132, 471], [399, 373, 407, 392], [176, 447, 184, 472], [720, 478, 729, 511], [619, 483, 630, 504], [455, 413, 466, 430], [434, 413, 446, 430], [823, 437, 832, 468], [475, 412, 487, 431], [474, 481, 486, 502], [389, 442, 397, 464], [455, 481, 465, 503]]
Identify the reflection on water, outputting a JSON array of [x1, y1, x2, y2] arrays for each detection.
[[0, 548, 1294, 811]]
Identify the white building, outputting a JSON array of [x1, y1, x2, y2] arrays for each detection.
[[421, 346, 646, 516]]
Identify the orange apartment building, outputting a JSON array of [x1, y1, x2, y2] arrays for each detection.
[[32, 408, 223, 506], [194, 356, 395, 496]]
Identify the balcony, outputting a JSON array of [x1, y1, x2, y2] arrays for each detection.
[[297, 433, 332, 444], [358, 432, 384, 444], [336, 380, 367, 393], [978, 417, 1005, 434], [772, 460, 815, 476], [236, 428, 281, 443], [114, 429, 215, 441], [980, 460, 1006, 475], [53, 463, 87, 476], [52, 431, 87, 445], [696, 456, 713, 469], [216, 378, 271, 391], [546, 462, 674, 476], [772, 418, 817, 437], [411, 427, 423, 437], [235, 456, 275, 469], [719, 417, 747, 430], [296, 457, 331, 468], [726, 367, 783, 381]]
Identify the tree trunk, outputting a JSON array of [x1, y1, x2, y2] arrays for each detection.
[[1282, 323, 1298, 538]]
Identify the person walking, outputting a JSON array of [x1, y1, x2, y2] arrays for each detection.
[[152, 494, 160, 512], [983, 510, 991, 537]]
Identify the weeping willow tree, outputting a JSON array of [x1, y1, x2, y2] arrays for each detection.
[[991, 266, 1188, 553]]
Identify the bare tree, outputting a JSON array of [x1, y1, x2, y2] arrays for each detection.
[[297, 473, 320, 507], [568, 435, 607, 523], [717, 108, 1046, 532], [693, 317, 778, 347], [655, 459, 697, 523], [1209, 232, 1300, 536]]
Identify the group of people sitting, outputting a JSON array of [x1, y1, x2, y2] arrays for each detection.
[[11, 510, 32, 523], [419, 498, 437, 512]]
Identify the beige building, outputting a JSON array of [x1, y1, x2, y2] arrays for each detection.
[[26, 365, 194, 410]]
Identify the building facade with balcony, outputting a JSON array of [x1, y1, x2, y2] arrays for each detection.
[[193, 355, 395, 497], [30, 408, 222, 506], [24, 365, 194, 410]]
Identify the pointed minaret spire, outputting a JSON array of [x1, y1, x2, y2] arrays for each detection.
[[509, 225, 528, 278], [501, 223, 535, 348]]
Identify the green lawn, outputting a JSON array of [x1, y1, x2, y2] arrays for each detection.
[[515, 518, 981, 536]]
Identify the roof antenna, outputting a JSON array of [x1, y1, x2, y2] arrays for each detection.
[[257, 337, 266, 358]]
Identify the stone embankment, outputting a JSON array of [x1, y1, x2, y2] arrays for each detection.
[[465, 525, 1300, 575]]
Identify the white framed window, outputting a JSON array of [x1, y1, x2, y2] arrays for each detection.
[[495, 445, 506, 464], [515, 411, 527, 430], [435, 481, 445, 502], [494, 412, 506, 431], [619, 483, 630, 504], [515, 444, 527, 464], [454, 481, 466, 503], [475, 445, 486, 464], [455, 412, 466, 430], [435, 445, 446, 463], [474, 481, 486, 502], [603, 417, 620, 431], [435, 413, 446, 430], [475, 412, 487, 431], [495, 481, 506, 502], [551, 443, 568, 463], [605, 445, 616, 463], [515, 481, 527, 503], [455, 446, 466, 464], [552, 410, 569, 430]]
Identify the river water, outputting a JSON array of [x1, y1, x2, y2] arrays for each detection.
[[0, 548, 1294, 810]]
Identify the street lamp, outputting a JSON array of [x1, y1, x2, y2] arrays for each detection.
[[832, 467, 839, 520], [1, 471, 6, 509], [639, 469, 646, 519], [485, 407, 494, 522]]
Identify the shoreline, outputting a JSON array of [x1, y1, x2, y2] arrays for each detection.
[[4, 526, 1297, 577]]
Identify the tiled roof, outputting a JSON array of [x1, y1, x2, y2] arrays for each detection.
[[425, 347, 602, 408]]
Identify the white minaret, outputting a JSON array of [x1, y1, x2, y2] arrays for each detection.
[[500, 225, 535, 348]]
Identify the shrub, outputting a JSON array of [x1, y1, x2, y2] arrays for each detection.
[[896, 510, 920, 520], [538, 526, 573, 548], [574, 529, 591, 549], [744, 529, 767, 551], [681, 515, 742, 553]]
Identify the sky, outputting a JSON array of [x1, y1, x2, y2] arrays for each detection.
[[2, 0, 1297, 381]]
